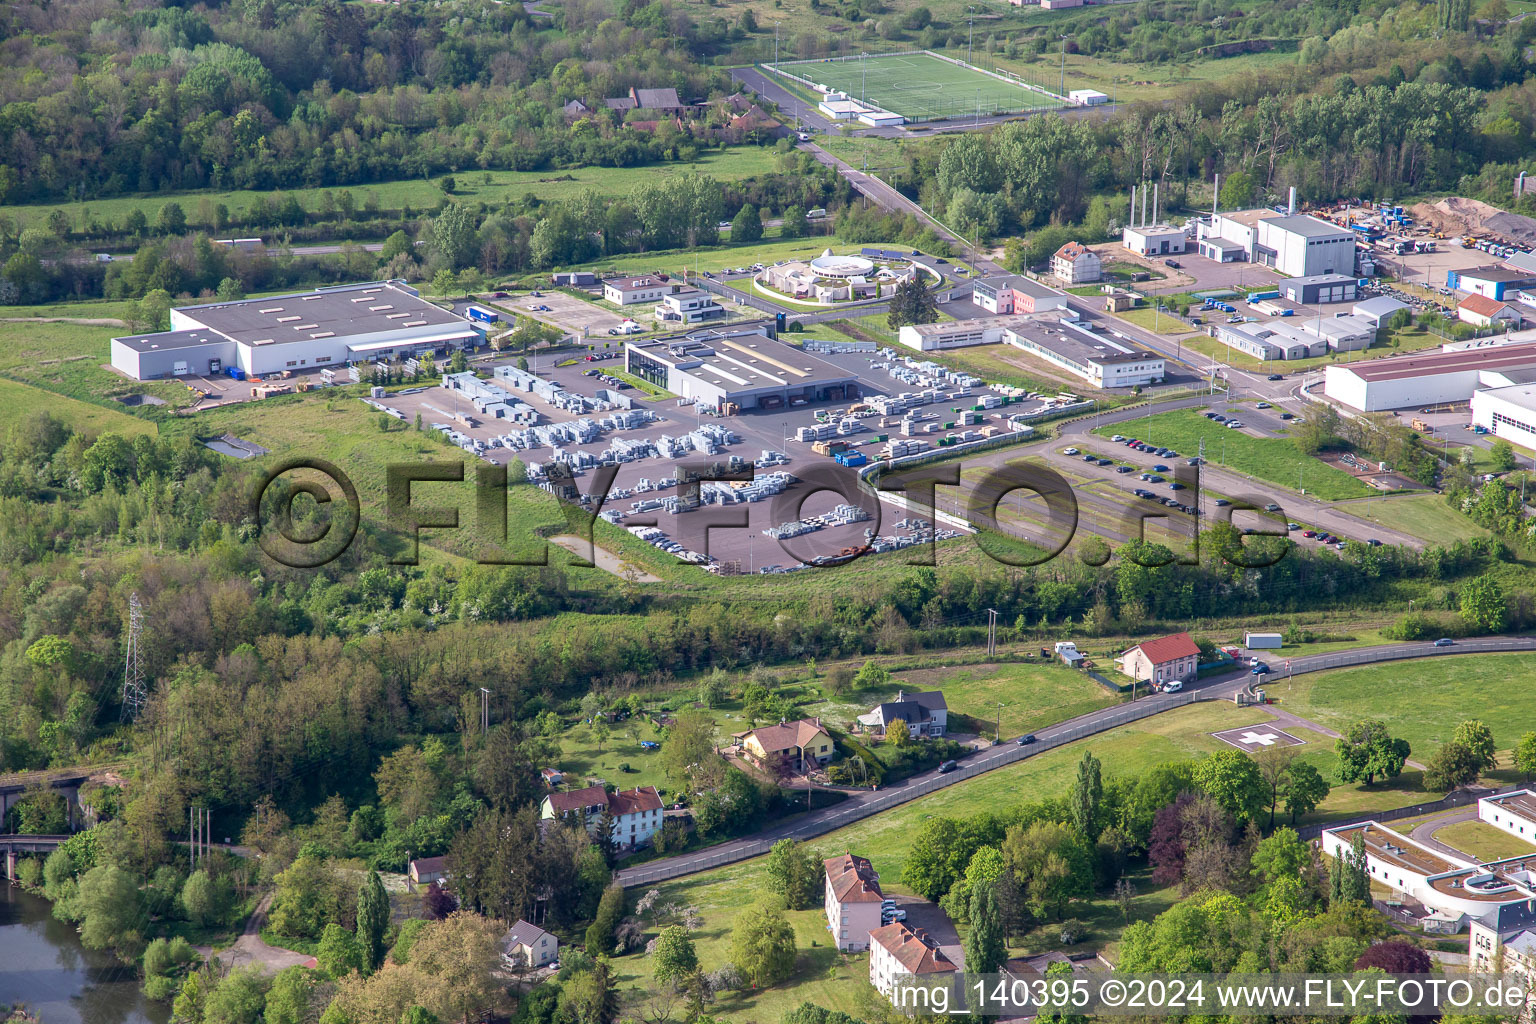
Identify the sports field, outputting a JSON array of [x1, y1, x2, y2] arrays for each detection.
[[774, 51, 1068, 121]]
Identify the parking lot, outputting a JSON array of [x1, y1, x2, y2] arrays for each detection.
[[369, 340, 1048, 574], [488, 290, 634, 339], [1134, 252, 1285, 298]]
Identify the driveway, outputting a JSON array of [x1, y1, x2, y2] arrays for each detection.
[[895, 896, 964, 970], [196, 893, 312, 976]]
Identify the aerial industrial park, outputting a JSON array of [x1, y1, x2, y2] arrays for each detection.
[[8, 3, 1536, 1021]]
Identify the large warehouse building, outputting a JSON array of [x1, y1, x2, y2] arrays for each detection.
[[1471, 383, 1536, 449], [111, 281, 480, 381], [1196, 209, 1355, 277], [1323, 341, 1536, 411], [624, 327, 859, 412]]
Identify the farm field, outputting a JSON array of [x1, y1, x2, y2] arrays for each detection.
[[1337, 492, 1491, 544], [1274, 652, 1536, 762], [771, 51, 1068, 120], [1091, 408, 1378, 500], [1, 148, 785, 230]]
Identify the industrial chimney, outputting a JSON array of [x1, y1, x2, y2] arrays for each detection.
[[1288, 186, 1296, 215], [1129, 186, 1137, 228], [1152, 183, 1159, 225]]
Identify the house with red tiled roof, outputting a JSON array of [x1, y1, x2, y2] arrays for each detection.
[[1457, 294, 1524, 329], [1118, 632, 1201, 689], [734, 717, 834, 773], [869, 922, 958, 1002], [824, 853, 884, 951], [539, 784, 664, 848], [1051, 241, 1102, 285]]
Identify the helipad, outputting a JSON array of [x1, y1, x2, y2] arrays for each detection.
[[1211, 724, 1306, 752]]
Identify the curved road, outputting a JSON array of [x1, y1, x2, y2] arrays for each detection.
[[617, 635, 1536, 887]]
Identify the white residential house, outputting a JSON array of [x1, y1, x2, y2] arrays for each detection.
[[1118, 632, 1200, 687], [502, 919, 559, 968], [1459, 294, 1525, 329], [1052, 242, 1102, 285], [539, 784, 665, 848], [869, 922, 958, 1004], [654, 287, 726, 324], [824, 853, 885, 951]]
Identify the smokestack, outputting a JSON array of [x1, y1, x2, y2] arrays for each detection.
[[1129, 186, 1137, 229], [1142, 185, 1148, 229], [1288, 186, 1296, 215], [1152, 183, 1159, 226], [1213, 173, 1221, 215]]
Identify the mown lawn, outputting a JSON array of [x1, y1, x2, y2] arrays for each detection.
[[1337, 492, 1491, 545], [1272, 652, 1536, 763], [1091, 408, 1376, 500], [0, 320, 194, 410]]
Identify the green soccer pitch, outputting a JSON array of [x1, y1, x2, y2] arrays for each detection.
[[775, 52, 1069, 121]]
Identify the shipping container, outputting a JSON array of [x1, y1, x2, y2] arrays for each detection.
[[1245, 632, 1282, 649], [466, 305, 500, 324]]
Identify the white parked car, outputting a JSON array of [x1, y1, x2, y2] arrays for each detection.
[[1161, 680, 1184, 692], [1062, 447, 1079, 456]]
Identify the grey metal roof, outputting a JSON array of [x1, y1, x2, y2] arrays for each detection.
[[1354, 296, 1410, 319], [113, 329, 231, 354], [1264, 214, 1353, 239], [176, 282, 466, 347]]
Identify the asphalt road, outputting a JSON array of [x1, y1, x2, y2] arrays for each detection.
[[617, 635, 1536, 887]]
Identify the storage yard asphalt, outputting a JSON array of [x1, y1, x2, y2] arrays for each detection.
[[617, 635, 1536, 888]]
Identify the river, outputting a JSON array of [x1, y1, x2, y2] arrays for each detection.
[[0, 885, 169, 1024]]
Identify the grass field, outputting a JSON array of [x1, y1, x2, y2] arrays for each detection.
[[812, 660, 1121, 738], [1091, 408, 1377, 501], [0, 320, 193, 411], [1275, 652, 1536, 762], [0, 378, 160, 436], [770, 52, 1067, 120], [1, 149, 786, 230], [1183, 325, 1444, 375], [1337, 493, 1491, 545]]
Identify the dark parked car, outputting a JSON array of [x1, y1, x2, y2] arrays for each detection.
[[937, 760, 958, 773], [1267, 373, 1283, 381], [1251, 662, 1270, 675], [1214, 498, 1231, 506]]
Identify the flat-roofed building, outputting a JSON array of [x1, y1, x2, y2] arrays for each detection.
[[604, 276, 669, 305], [1322, 819, 1536, 936], [110, 280, 479, 381], [1001, 315, 1164, 388], [1324, 341, 1536, 411], [1451, 266, 1536, 301], [1256, 215, 1356, 277], [1122, 223, 1189, 257], [897, 315, 1030, 352], [971, 275, 1068, 315], [1472, 384, 1536, 450], [627, 327, 859, 411], [654, 287, 725, 325], [1280, 273, 1359, 305]]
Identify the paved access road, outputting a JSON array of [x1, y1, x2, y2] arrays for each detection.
[[616, 636, 1536, 887]]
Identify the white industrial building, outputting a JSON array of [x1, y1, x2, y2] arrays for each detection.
[[110, 281, 479, 381], [1068, 89, 1108, 105], [1002, 315, 1164, 388], [1324, 341, 1536, 411], [624, 326, 858, 411], [1352, 295, 1411, 327], [1194, 196, 1354, 277], [897, 315, 1030, 351], [1255, 215, 1356, 277], [1120, 183, 1188, 256], [1471, 384, 1536, 449]]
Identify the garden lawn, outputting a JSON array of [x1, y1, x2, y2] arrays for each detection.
[[555, 717, 673, 797], [1091, 409, 1376, 500]]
